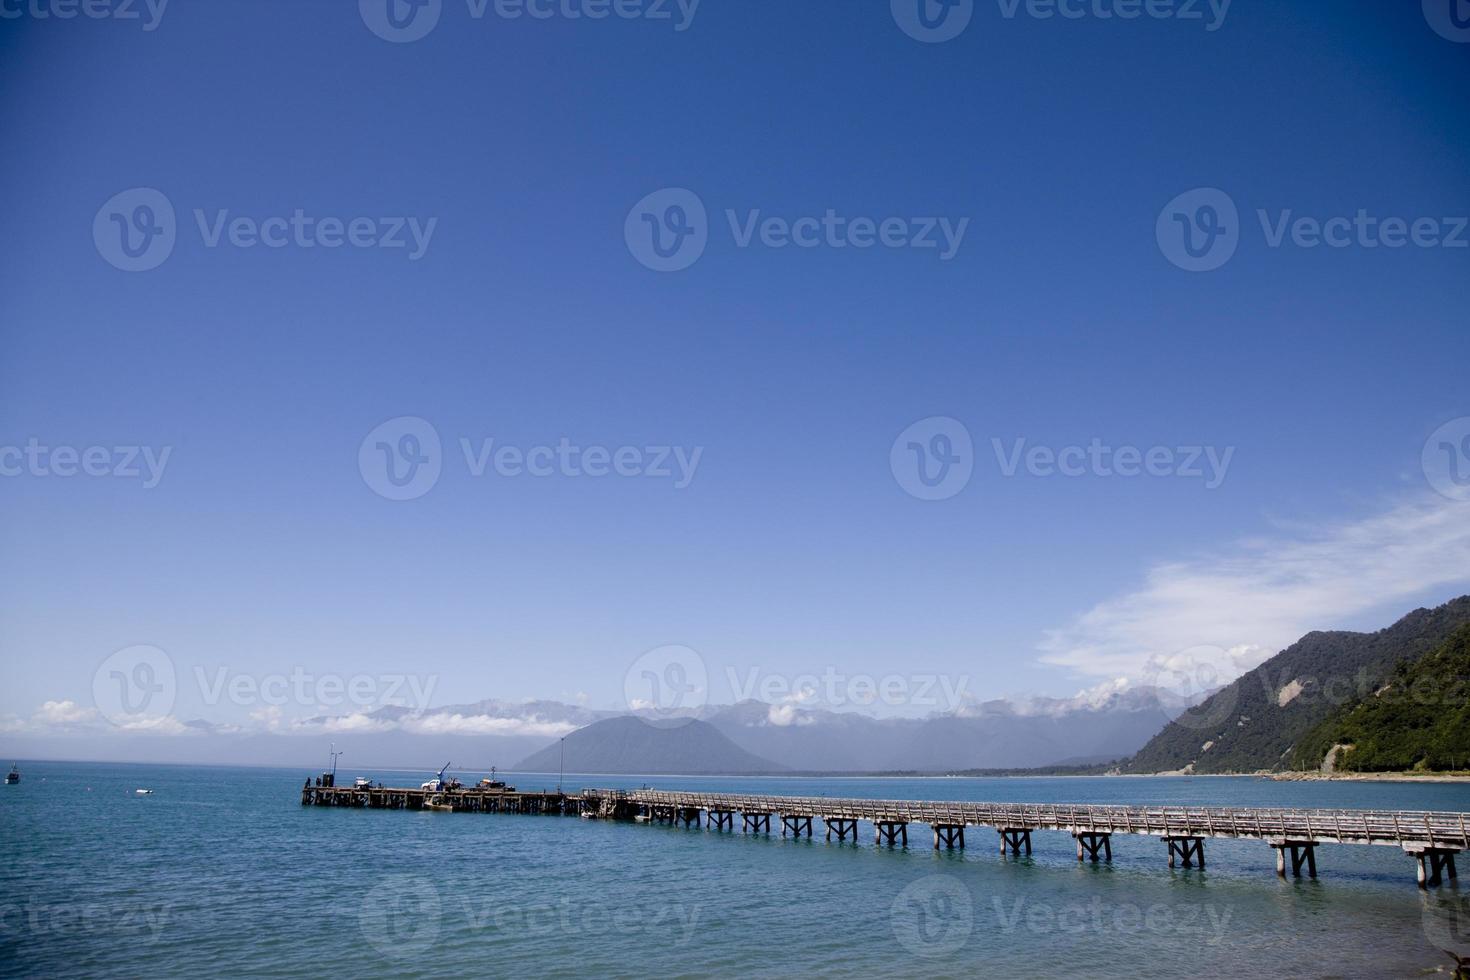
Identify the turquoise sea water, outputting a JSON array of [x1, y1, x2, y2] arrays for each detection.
[[3, 761, 1469, 978]]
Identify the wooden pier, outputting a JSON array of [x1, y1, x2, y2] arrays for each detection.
[[301, 783, 1468, 888], [300, 782, 576, 815]]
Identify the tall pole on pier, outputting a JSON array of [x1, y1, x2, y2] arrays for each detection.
[[558, 736, 565, 793]]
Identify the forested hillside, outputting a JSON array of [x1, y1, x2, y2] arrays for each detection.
[[1121, 596, 1470, 773], [1291, 623, 1470, 772]]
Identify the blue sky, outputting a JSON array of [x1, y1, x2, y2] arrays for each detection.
[[1, 0, 1468, 737]]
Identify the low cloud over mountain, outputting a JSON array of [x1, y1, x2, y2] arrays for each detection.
[[1, 683, 1197, 773]]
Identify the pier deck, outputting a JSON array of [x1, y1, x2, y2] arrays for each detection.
[[301, 783, 1467, 887], [610, 789, 1470, 850]]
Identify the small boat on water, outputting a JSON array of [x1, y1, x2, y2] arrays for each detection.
[[135, 788, 154, 795], [5, 765, 18, 785], [424, 796, 453, 813]]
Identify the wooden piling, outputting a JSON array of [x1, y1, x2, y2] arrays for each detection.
[[998, 827, 1032, 857]]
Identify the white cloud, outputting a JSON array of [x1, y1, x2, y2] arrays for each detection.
[[250, 705, 285, 731], [8, 700, 196, 736], [1039, 494, 1470, 683], [292, 712, 392, 734], [115, 715, 192, 736], [401, 713, 577, 737], [766, 704, 815, 727], [34, 700, 100, 726], [1070, 676, 1132, 707]]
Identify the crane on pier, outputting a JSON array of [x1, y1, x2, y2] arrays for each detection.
[[421, 762, 453, 792]]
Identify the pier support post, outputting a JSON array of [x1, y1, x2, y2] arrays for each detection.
[[706, 809, 734, 832], [781, 814, 813, 838], [824, 817, 858, 842], [875, 820, 909, 847], [998, 828, 1033, 857], [742, 812, 771, 834], [1073, 832, 1112, 863], [1406, 846, 1460, 888], [933, 824, 966, 850], [1269, 839, 1317, 878], [1164, 836, 1205, 869], [677, 807, 701, 828]]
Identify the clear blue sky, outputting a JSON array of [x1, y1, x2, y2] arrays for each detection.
[[2, 0, 1468, 729]]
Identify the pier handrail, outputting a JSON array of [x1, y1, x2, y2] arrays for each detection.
[[600, 790, 1470, 849]]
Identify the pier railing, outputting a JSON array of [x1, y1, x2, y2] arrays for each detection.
[[300, 782, 1467, 885], [601, 789, 1470, 849]]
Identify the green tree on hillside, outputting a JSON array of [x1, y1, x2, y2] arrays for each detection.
[[1292, 624, 1470, 772]]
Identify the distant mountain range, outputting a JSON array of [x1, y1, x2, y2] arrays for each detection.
[[504, 689, 1190, 774], [694, 689, 1186, 772], [0, 683, 1198, 773], [514, 717, 785, 775], [21, 599, 1466, 776], [309, 684, 1193, 774], [1121, 596, 1470, 774]]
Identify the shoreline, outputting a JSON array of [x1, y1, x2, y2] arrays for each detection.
[[1267, 770, 1470, 784], [8, 757, 1470, 783]]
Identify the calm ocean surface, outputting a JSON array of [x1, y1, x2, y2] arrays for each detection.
[[3, 761, 1469, 978]]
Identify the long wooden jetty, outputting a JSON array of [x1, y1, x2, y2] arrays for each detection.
[[300, 782, 1467, 888]]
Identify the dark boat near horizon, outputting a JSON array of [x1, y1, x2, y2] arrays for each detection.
[[5, 765, 18, 785]]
